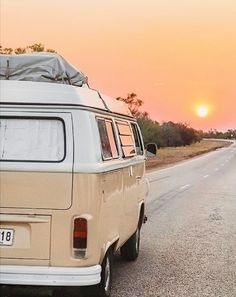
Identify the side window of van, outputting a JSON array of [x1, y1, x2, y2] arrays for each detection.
[[116, 121, 136, 158], [0, 117, 65, 162], [131, 123, 144, 155], [97, 118, 118, 160]]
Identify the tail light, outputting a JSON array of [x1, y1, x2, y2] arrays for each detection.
[[73, 217, 87, 258]]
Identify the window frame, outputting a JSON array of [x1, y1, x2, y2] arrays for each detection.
[[0, 116, 66, 163], [97, 117, 119, 161], [130, 122, 144, 156], [115, 120, 136, 158]]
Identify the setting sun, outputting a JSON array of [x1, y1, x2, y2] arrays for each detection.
[[196, 106, 209, 118]]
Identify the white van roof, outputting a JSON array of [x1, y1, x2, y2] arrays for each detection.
[[0, 80, 133, 117]]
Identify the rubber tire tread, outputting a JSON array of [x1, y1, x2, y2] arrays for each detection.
[[120, 228, 140, 261]]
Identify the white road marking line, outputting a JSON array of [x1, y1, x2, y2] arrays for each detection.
[[215, 168, 219, 171], [179, 184, 191, 190], [221, 163, 225, 166], [204, 175, 209, 178]]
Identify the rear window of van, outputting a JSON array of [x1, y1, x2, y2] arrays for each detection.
[[0, 117, 65, 162]]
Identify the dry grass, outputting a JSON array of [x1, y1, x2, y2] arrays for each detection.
[[146, 140, 232, 171]]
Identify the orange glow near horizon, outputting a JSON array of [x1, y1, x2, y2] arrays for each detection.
[[1, 0, 236, 131]]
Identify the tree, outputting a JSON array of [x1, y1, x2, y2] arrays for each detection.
[[116, 93, 143, 117], [14, 47, 26, 54], [162, 121, 182, 147], [45, 48, 56, 53], [0, 47, 13, 54], [136, 112, 164, 147], [27, 43, 45, 52]]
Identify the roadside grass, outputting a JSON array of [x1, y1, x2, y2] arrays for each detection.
[[146, 140, 232, 170]]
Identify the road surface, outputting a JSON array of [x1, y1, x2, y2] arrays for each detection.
[[112, 141, 236, 297]]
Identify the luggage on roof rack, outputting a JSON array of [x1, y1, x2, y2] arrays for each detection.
[[0, 52, 88, 87]]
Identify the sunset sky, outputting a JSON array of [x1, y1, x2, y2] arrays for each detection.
[[1, 0, 236, 131]]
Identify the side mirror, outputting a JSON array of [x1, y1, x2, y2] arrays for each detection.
[[146, 143, 157, 158]]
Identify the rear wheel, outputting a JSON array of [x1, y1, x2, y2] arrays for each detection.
[[120, 227, 140, 261], [97, 248, 113, 297], [78, 249, 113, 297]]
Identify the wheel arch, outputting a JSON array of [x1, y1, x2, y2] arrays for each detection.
[[100, 236, 119, 264]]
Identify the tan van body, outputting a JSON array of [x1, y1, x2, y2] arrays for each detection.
[[0, 80, 148, 289]]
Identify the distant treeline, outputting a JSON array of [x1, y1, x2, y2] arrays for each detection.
[[203, 129, 236, 140], [0, 43, 56, 54], [136, 111, 202, 147]]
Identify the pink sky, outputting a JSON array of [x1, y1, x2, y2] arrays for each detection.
[[1, 0, 236, 131]]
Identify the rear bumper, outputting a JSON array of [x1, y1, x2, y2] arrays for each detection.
[[0, 265, 101, 286]]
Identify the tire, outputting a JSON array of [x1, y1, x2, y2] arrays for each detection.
[[120, 228, 140, 261], [97, 248, 113, 297], [78, 249, 113, 297]]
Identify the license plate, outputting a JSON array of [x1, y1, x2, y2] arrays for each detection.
[[0, 228, 14, 246]]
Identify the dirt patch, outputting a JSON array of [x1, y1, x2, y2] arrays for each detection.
[[146, 140, 232, 171]]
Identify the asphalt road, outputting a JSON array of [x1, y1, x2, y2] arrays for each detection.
[[2, 142, 236, 297], [112, 141, 236, 297]]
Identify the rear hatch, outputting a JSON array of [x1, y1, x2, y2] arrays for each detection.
[[0, 112, 73, 260]]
